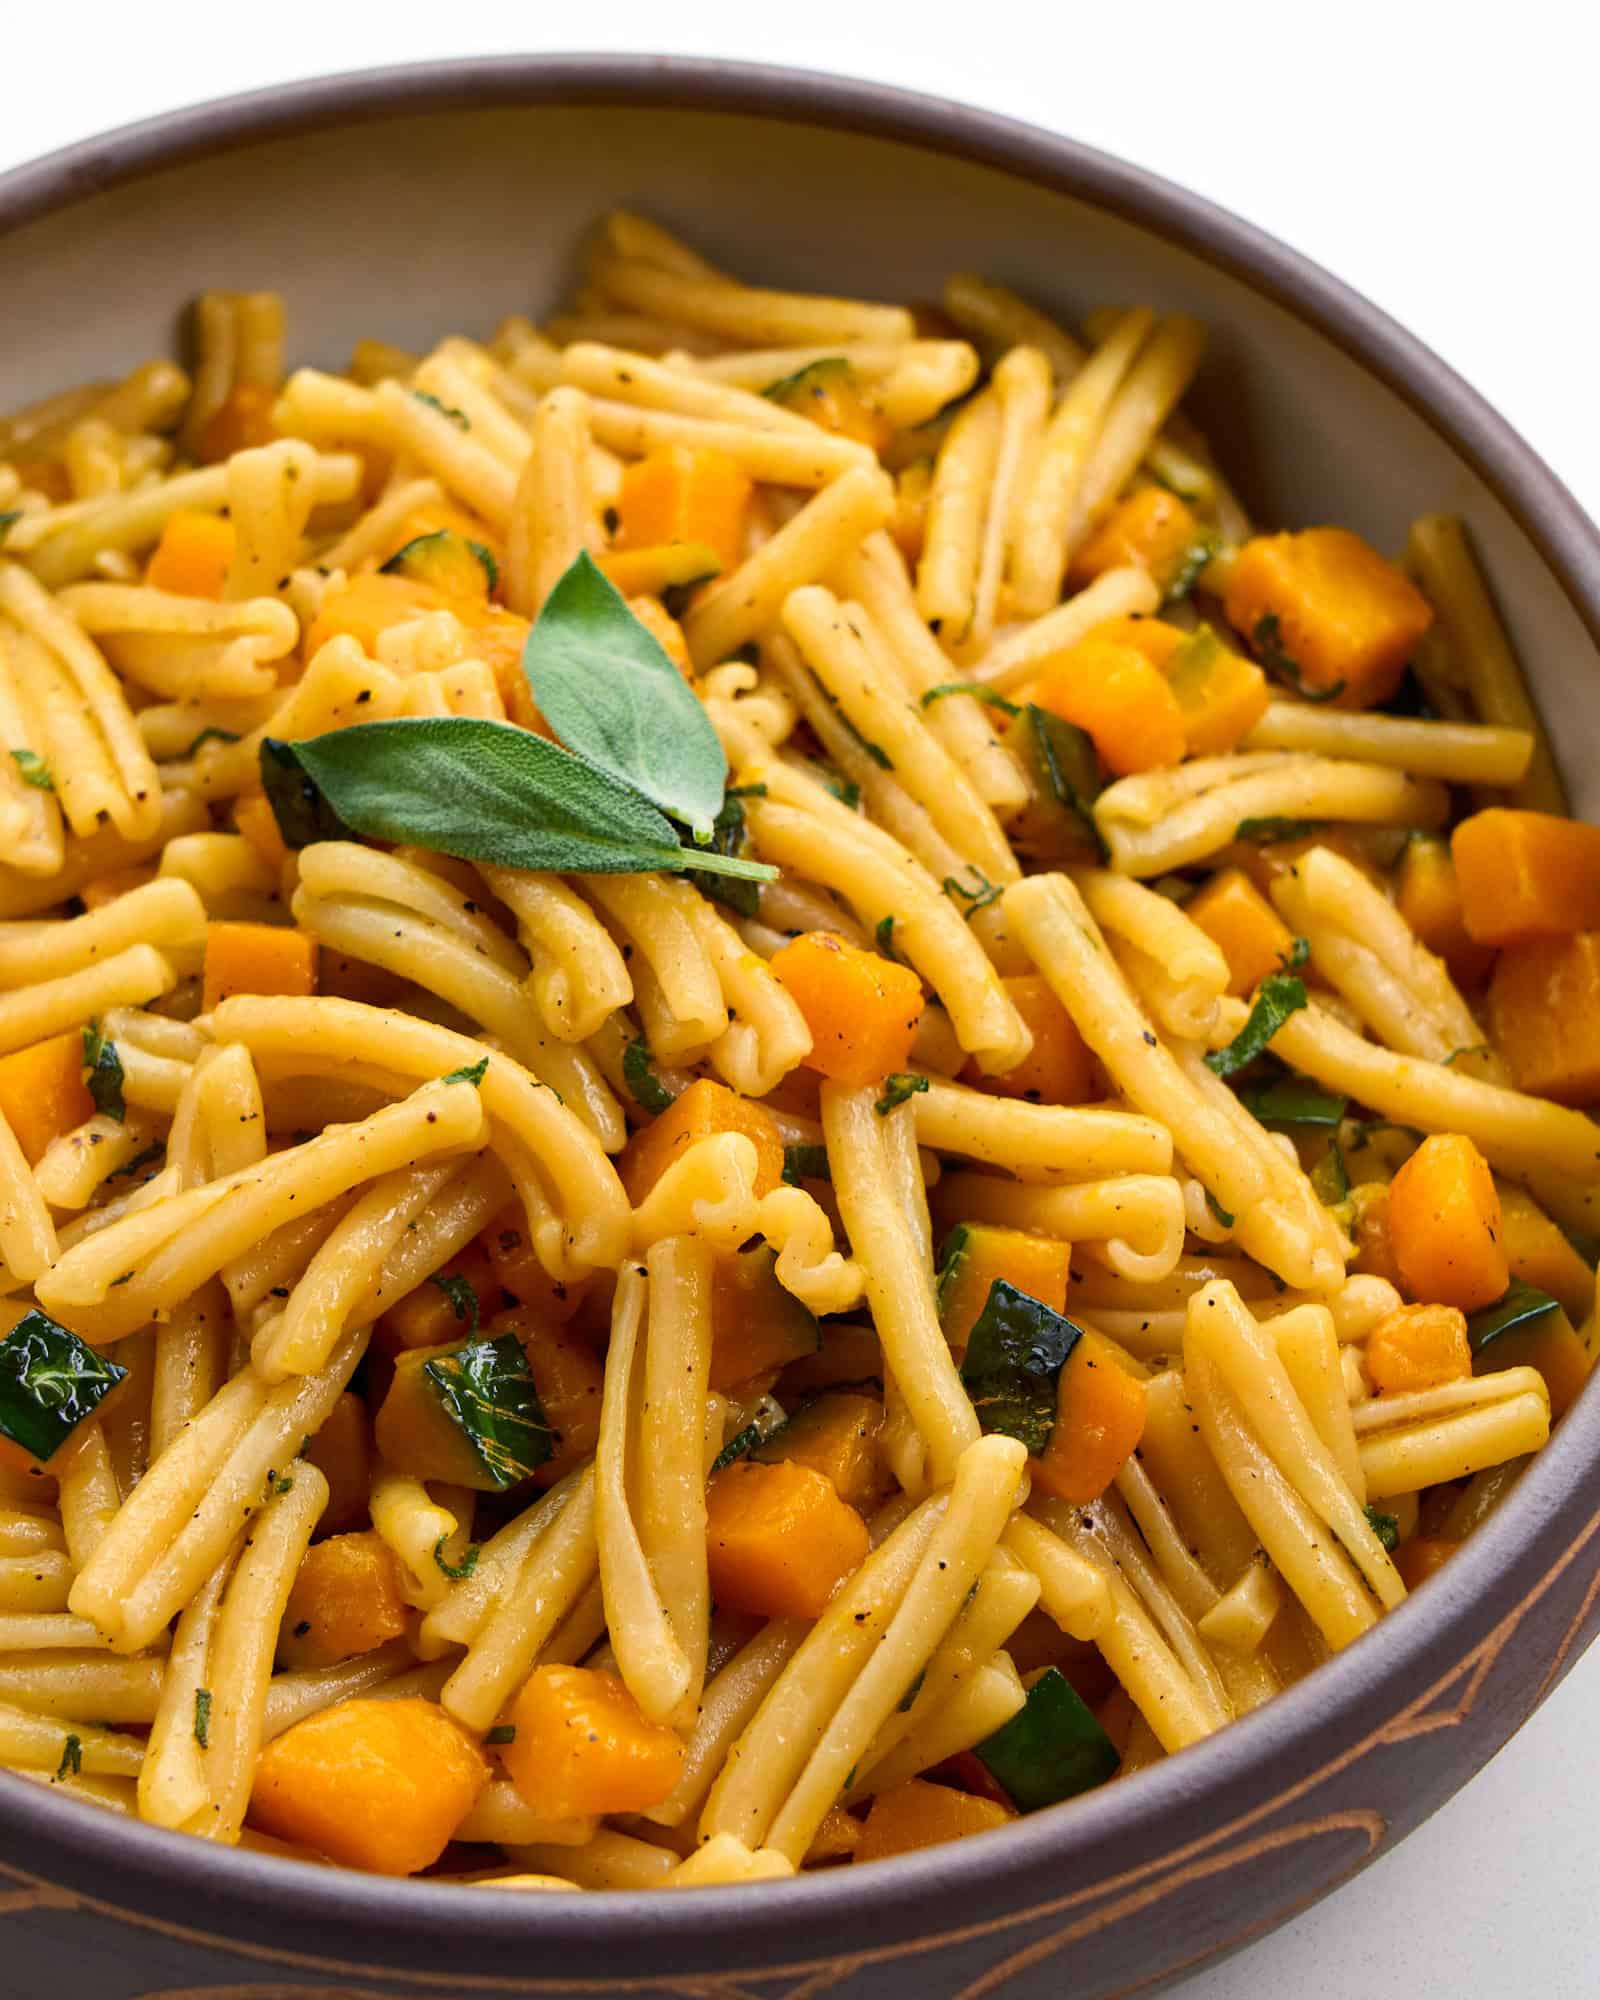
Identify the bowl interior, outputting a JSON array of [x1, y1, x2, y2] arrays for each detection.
[[6, 90, 1599, 811]]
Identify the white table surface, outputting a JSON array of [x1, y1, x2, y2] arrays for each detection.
[[3, 7, 1596, 1993]]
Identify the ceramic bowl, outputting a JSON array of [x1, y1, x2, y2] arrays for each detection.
[[1, 54, 1598, 2000]]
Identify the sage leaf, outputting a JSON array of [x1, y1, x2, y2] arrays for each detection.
[[522, 551, 727, 838], [1205, 968, 1309, 1076]]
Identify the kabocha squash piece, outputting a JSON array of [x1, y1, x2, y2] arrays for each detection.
[[0, 1032, 95, 1166], [517, 1318, 606, 1486], [1022, 626, 1186, 776], [1222, 526, 1434, 709], [234, 791, 289, 876], [1452, 810, 1600, 947], [1395, 834, 1495, 989], [374, 1333, 553, 1493], [501, 1666, 685, 1819], [1487, 931, 1600, 1105], [805, 1805, 865, 1865], [1470, 1294, 1591, 1420], [304, 572, 447, 659], [202, 922, 317, 1011], [1163, 625, 1271, 755], [618, 1076, 785, 1205], [303, 1392, 373, 1537], [1184, 868, 1297, 998], [764, 358, 893, 453], [277, 1530, 410, 1672], [709, 1244, 821, 1392], [937, 1224, 1072, 1353], [249, 1696, 488, 1875], [1494, 1184, 1595, 1321], [751, 1390, 890, 1511], [855, 1778, 1013, 1863], [1386, 1134, 1508, 1312], [968, 974, 1094, 1106], [1395, 1537, 1456, 1590], [1349, 1183, 1405, 1290], [375, 1246, 501, 1359], [196, 383, 278, 463], [144, 509, 236, 599], [1068, 486, 1209, 598], [596, 541, 722, 602], [777, 1321, 884, 1398], [769, 931, 925, 1088], [1365, 1303, 1472, 1395], [705, 1457, 869, 1619], [381, 528, 497, 604], [612, 444, 753, 572], [1030, 1329, 1147, 1504], [973, 1665, 1121, 1809], [1005, 705, 1104, 867]]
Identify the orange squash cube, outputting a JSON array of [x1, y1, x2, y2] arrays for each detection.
[[303, 1392, 373, 1538], [0, 1032, 95, 1166], [769, 931, 925, 1089], [500, 1665, 685, 1819], [1396, 834, 1495, 988], [705, 1458, 869, 1620], [969, 975, 1094, 1105], [1023, 629, 1186, 776], [938, 1223, 1072, 1353], [250, 1696, 488, 1875], [202, 922, 317, 1012], [1487, 931, 1600, 1105], [1068, 487, 1207, 597], [1184, 868, 1297, 997], [752, 1390, 889, 1512], [1030, 1329, 1147, 1504], [1386, 1134, 1508, 1312], [1365, 1303, 1472, 1395], [617, 1075, 785, 1205], [855, 1778, 1013, 1863], [613, 445, 753, 572], [1222, 527, 1433, 709], [277, 1530, 410, 1672], [1453, 810, 1600, 947], [144, 509, 237, 599]]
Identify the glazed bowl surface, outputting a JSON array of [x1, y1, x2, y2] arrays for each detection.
[[1, 53, 1599, 2000]]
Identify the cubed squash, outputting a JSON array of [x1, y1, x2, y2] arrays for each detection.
[[277, 1530, 410, 1672], [1029, 1329, 1147, 1504], [967, 975, 1094, 1106], [1068, 487, 1208, 598], [249, 1696, 488, 1875], [500, 1665, 685, 1819], [764, 358, 892, 453], [1022, 628, 1187, 776], [769, 931, 925, 1089], [233, 791, 289, 876], [1487, 931, 1600, 1106], [1222, 526, 1434, 709], [752, 1390, 890, 1511], [201, 922, 317, 1011], [516, 1317, 606, 1487], [375, 1247, 502, 1360], [1183, 868, 1297, 997], [1365, 1303, 1472, 1394], [0, 1032, 95, 1166], [303, 1392, 373, 1537], [1395, 834, 1495, 989], [144, 509, 237, 599], [937, 1224, 1072, 1353], [1452, 810, 1600, 947], [304, 572, 447, 659], [1163, 625, 1271, 756], [618, 1076, 785, 1205], [855, 1778, 1013, 1862], [705, 1457, 869, 1620], [1386, 1134, 1508, 1312], [479, 1205, 592, 1325], [196, 383, 279, 463], [612, 445, 753, 572], [1474, 1301, 1591, 1420], [709, 1244, 820, 1392]]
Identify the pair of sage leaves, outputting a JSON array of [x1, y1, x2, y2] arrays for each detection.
[[262, 551, 773, 883]]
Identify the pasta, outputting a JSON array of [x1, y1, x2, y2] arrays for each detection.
[[0, 208, 1585, 1893]]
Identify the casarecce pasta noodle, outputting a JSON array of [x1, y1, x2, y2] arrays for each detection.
[[0, 208, 1591, 1888]]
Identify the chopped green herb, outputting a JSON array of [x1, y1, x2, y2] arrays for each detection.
[[1237, 1076, 1347, 1127], [1309, 1137, 1350, 1207], [433, 1534, 481, 1581], [1364, 1506, 1400, 1553], [1252, 613, 1345, 703], [413, 389, 469, 429], [9, 747, 53, 790], [875, 913, 900, 961], [0, 510, 20, 547], [1279, 937, 1310, 971], [944, 870, 1004, 918], [1467, 1279, 1559, 1353], [440, 1057, 488, 1088], [185, 726, 242, 755], [429, 1271, 480, 1336], [0, 1310, 128, 1465], [486, 1724, 517, 1745], [973, 1665, 1119, 1809], [1444, 1043, 1491, 1068], [1204, 966, 1309, 1077], [1007, 705, 1105, 864], [762, 356, 854, 401], [268, 1472, 294, 1496], [875, 1072, 929, 1117], [919, 682, 1020, 716], [82, 1020, 126, 1122], [1233, 816, 1327, 845], [896, 1665, 928, 1714], [822, 773, 862, 810], [835, 705, 892, 770], [782, 1143, 831, 1187], [193, 1688, 212, 1748], [422, 1334, 553, 1489], [55, 1733, 82, 1781], [1204, 1189, 1236, 1230], [959, 1280, 1082, 1458], [1164, 534, 1220, 604], [710, 1421, 764, 1473], [623, 1036, 675, 1114]]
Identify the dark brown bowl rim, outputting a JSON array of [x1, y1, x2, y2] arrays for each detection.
[[2, 50, 1600, 1976]]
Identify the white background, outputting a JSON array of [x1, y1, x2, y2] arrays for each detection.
[[3, 7, 1597, 1994]]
